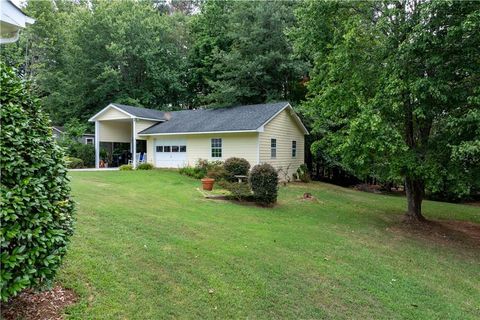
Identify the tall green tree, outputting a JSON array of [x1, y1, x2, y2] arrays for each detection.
[[292, 0, 480, 221], [189, 0, 307, 107]]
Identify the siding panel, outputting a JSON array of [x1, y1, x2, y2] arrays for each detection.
[[259, 109, 305, 177], [99, 121, 131, 143]]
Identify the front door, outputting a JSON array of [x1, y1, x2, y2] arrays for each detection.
[[154, 138, 187, 168]]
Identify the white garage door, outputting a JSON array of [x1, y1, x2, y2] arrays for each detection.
[[155, 138, 187, 168]]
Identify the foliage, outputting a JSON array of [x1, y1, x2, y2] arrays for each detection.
[[65, 157, 84, 169], [223, 157, 250, 181], [188, 0, 307, 107], [137, 163, 154, 170], [218, 181, 253, 201], [296, 164, 311, 183], [179, 166, 205, 179], [291, 0, 480, 219], [179, 159, 223, 179], [0, 63, 75, 301], [249, 163, 279, 206], [119, 164, 134, 171], [63, 118, 88, 140], [60, 142, 95, 168], [206, 166, 228, 180]]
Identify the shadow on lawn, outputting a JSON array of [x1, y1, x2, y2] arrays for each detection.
[[388, 217, 480, 249]]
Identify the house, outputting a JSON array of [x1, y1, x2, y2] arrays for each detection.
[[88, 101, 308, 175], [0, 0, 35, 44], [52, 126, 95, 145]]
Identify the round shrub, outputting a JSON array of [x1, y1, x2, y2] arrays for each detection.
[[119, 164, 134, 171], [137, 163, 153, 170], [0, 63, 75, 301], [65, 157, 84, 169], [224, 157, 250, 181], [249, 163, 279, 206]]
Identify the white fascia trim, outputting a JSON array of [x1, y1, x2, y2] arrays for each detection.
[[52, 127, 63, 133], [259, 103, 309, 135], [88, 104, 165, 123], [88, 104, 134, 122], [139, 129, 259, 136]]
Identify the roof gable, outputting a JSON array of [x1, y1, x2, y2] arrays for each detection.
[[88, 103, 166, 122]]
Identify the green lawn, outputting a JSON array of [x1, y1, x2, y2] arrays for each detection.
[[60, 170, 480, 319]]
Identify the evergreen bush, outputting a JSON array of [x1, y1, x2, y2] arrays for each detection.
[[224, 157, 250, 181], [249, 163, 279, 206], [0, 63, 75, 301]]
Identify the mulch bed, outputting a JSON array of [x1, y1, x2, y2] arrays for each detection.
[[1, 285, 77, 320]]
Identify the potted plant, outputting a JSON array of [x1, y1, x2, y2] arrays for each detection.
[[201, 177, 215, 191]]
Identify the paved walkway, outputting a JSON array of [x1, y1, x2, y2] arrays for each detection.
[[69, 168, 119, 172]]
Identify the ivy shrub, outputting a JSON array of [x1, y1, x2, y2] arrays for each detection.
[[249, 163, 279, 206], [65, 157, 84, 169], [137, 163, 154, 170], [119, 164, 134, 171], [0, 63, 75, 301], [224, 157, 250, 181]]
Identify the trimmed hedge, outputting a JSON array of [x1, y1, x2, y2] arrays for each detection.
[[224, 157, 250, 181], [249, 163, 279, 206], [0, 63, 76, 301]]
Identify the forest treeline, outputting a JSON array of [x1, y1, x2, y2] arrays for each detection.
[[2, 0, 479, 215], [1, 0, 307, 122]]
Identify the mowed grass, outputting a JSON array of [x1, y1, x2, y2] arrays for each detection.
[[60, 170, 480, 319]]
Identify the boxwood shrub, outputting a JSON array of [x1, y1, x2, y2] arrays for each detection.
[[0, 63, 76, 301], [249, 163, 279, 206], [224, 157, 250, 181]]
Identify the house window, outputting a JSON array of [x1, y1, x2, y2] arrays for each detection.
[[172, 146, 179, 152], [292, 140, 297, 158], [211, 138, 222, 158], [86, 138, 94, 145], [164, 146, 171, 152], [271, 139, 277, 158], [156, 146, 163, 152], [180, 145, 187, 152]]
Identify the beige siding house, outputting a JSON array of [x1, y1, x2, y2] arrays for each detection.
[[89, 102, 308, 176]]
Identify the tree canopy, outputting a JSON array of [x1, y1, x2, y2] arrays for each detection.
[[291, 0, 480, 219]]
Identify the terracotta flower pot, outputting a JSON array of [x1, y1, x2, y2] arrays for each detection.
[[201, 178, 215, 191]]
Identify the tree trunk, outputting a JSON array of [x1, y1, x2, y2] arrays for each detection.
[[405, 176, 426, 222]]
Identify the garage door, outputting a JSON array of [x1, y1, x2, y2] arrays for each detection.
[[155, 138, 187, 168]]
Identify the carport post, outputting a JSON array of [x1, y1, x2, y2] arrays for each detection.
[[132, 119, 137, 168], [95, 121, 100, 168]]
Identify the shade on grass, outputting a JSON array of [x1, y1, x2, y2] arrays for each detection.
[[60, 170, 480, 319]]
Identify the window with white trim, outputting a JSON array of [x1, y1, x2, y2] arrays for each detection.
[[271, 139, 277, 158], [156, 146, 163, 152], [211, 138, 222, 158], [292, 140, 297, 158], [86, 138, 94, 145]]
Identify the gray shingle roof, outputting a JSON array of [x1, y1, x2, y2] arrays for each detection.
[[139, 102, 290, 134], [112, 103, 166, 120]]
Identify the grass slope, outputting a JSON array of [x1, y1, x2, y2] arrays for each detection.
[[60, 170, 480, 319]]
